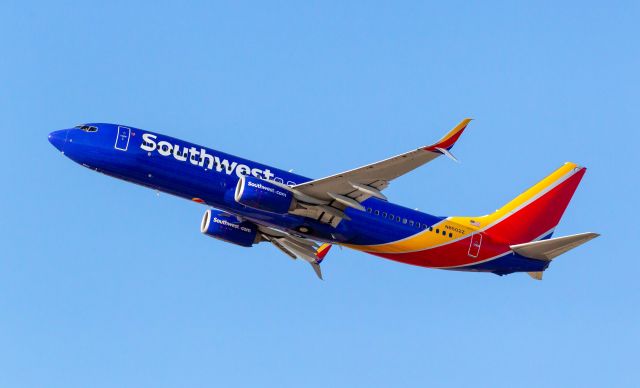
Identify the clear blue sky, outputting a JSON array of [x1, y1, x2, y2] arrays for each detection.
[[1, 1, 638, 387]]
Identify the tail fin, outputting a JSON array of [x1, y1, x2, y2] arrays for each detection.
[[461, 162, 587, 245]]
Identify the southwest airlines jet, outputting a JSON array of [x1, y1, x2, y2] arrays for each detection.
[[48, 120, 598, 280]]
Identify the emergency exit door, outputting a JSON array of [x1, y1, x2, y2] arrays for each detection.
[[468, 233, 482, 258]]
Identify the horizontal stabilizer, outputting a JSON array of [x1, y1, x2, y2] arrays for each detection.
[[511, 232, 599, 261]]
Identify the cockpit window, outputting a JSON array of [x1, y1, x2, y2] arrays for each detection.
[[75, 125, 98, 132]]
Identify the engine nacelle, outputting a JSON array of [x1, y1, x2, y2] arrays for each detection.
[[200, 209, 259, 247], [234, 175, 294, 214]]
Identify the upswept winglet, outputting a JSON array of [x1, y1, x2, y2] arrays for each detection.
[[424, 118, 472, 152], [315, 243, 332, 263], [258, 226, 331, 280], [310, 243, 332, 280]]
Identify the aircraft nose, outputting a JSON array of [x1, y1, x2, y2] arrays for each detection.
[[48, 129, 68, 152]]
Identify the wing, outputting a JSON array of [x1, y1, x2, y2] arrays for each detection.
[[257, 225, 332, 280], [286, 119, 471, 226], [293, 118, 471, 201]]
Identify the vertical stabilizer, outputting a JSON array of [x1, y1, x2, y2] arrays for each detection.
[[457, 162, 587, 246]]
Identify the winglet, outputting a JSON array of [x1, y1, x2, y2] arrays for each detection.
[[311, 262, 323, 280], [315, 243, 332, 263], [307, 244, 331, 280], [425, 118, 472, 152]]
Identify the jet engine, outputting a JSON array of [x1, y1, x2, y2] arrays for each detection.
[[200, 209, 260, 247], [234, 175, 295, 214]]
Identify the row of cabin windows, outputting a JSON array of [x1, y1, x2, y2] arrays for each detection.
[[366, 207, 454, 238]]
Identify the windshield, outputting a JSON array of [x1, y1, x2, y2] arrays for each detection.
[[74, 125, 98, 132]]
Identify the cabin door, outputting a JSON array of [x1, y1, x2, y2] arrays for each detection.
[[468, 233, 482, 258], [115, 126, 131, 151]]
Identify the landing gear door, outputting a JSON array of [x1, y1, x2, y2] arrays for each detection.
[[115, 126, 131, 151], [468, 233, 482, 258]]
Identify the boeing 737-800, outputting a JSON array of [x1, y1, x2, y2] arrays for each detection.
[[48, 120, 598, 280]]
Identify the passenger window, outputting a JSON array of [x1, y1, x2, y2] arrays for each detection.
[[442, 230, 446, 236], [429, 226, 433, 231], [435, 229, 439, 234], [416, 222, 420, 228], [396, 216, 401, 222], [409, 220, 414, 226], [402, 218, 407, 224], [382, 212, 387, 217], [375, 210, 380, 215], [367, 208, 372, 213], [389, 214, 394, 219], [449, 232, 453, 238]]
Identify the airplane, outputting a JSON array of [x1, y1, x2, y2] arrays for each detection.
[[48, 119, 598, 280]]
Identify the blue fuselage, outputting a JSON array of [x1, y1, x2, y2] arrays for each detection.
[[49, 123, 444, 247]]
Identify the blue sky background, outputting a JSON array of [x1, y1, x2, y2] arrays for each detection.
[[1, 1, 638, 387]]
